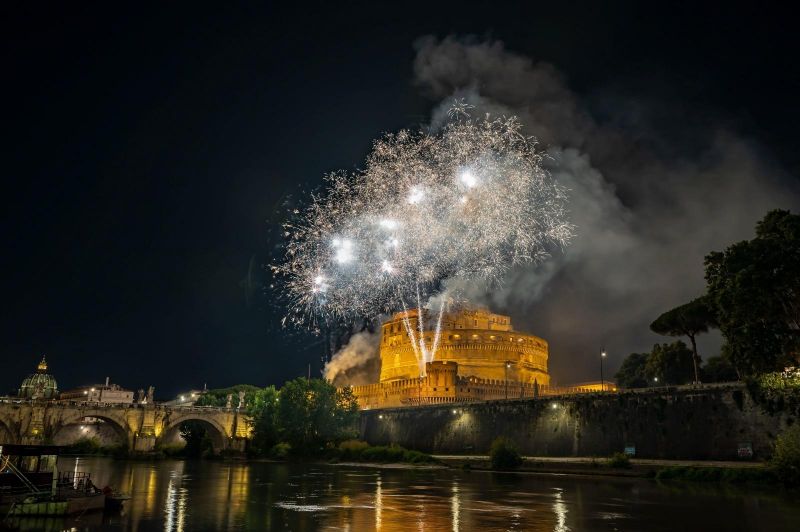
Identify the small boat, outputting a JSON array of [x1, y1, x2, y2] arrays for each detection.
[[0, 443, 107, 516]]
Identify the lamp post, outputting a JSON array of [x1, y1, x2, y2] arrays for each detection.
[[600, 349, 607, 392], [505, 361, 511, 400]]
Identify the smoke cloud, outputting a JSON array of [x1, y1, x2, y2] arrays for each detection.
[[413, 35, 799, 383], [327, 35, 799, 386], [324, 330, 382, 386]]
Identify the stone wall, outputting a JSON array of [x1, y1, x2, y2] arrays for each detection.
[[360, 383, 799, 460]]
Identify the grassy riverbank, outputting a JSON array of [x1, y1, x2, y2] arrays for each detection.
[[433, 454, 781, 483]]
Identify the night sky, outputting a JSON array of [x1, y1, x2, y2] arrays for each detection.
[[3, 3, 799, 398]]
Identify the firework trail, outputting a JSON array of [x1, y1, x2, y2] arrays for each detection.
[[273, 104, 572, 374]]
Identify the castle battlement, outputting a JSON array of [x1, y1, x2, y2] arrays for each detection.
[[348, 306, 555, 409]]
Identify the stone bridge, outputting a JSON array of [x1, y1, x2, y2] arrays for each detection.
[[0, 399, 252, 453]]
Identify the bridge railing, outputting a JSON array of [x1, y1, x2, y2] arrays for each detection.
[[0, 397, 239, 412]]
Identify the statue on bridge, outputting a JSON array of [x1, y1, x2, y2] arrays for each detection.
[[225, 394, 233, 409], [146, 386, 155, 404], [237, 390, 245, 409]]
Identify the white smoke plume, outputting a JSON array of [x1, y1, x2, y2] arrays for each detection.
[[324, 330, 382, 386], [413, 35, 799, 383]]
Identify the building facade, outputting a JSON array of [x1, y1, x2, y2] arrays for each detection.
[[379, 306, 550, 385], [59, 377, 134, 404], [351, 306, 559, 409]]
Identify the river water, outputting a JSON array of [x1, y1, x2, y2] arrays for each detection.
[[3, 457, 799, 531]]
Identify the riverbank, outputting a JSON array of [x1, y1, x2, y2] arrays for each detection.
[[433, 454, 778, 482]]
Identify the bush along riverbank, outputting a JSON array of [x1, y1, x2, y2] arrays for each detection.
[[61, 437, 128, 458], [331, 440, 438, 465]]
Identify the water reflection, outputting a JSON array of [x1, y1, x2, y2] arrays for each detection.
[[552, 488, 568, 532], [164, 469, 188, 532], [12, 457, 797, 531], [450, 480, 460, 532]]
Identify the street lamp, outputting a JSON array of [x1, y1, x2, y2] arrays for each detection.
[[505, 361, 512, 400], [653, 376, 659, 386], [600, 349, 607, 392]]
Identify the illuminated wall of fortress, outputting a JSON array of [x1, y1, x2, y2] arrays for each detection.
[[349, 307, 591, 409]]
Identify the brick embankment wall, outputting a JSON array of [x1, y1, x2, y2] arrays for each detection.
[[360, 384, 798, 460]]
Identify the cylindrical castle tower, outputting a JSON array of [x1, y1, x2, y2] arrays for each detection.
[[378, 306, 550, 385]]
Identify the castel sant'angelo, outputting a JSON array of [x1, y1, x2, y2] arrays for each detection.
[[349, 305, 590, 409]]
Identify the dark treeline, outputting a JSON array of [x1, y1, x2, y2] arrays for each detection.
[[616, 209, 800, 387]]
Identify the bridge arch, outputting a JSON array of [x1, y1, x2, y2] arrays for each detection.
[[51, 413, 130, 449], [159, 415, 230, 453], [0, 417, 16, 445]]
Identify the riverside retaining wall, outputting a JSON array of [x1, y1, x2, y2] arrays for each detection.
[[360, 383, 798, 460]]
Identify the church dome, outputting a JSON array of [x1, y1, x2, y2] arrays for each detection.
[[18, 356, 59, 400]]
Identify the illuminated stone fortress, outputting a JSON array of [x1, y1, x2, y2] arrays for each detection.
[[381, 306, 549, 385], [350, 306, 579, 409]]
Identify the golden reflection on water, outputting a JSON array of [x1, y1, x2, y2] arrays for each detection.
[[552, 488, 569, 532], [375, 476, 382, 530], [163, 471, 181, 531], [450, 480, 460, 532], [39, 458, 800, 532]]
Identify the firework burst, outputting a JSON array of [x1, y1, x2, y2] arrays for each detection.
[[273, 106, 573, 351]]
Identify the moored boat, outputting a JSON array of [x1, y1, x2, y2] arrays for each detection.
[[0, 444, 108, 516]]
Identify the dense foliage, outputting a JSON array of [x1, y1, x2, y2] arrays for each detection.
[[489, 437, 523, 470], [705, 210, 800, 376], [62, 437, 127, 457], [645, 341, 695, 385], [702, 355, 738, 382], [770, 423, 800, 486], [614, 352, 649, 388], [615, 342, 695, 387], [336, 440, 436, 464], [607, 452, 631, 468], [276, 378, 360, 453], [246, 386, 280, 455], [194, 384, 261, 407]]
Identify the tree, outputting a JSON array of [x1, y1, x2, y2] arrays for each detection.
[[702, 355, 739, 383], [705, 210, 800, 376], [614, 352, 649, 388], [180, 421, 213, 458], [645, 341, 695, 385], [247, 386, 280, 455], [277, 378, 359, 453], [195, 384, 261, 407], [650, 296, 717, 383]]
